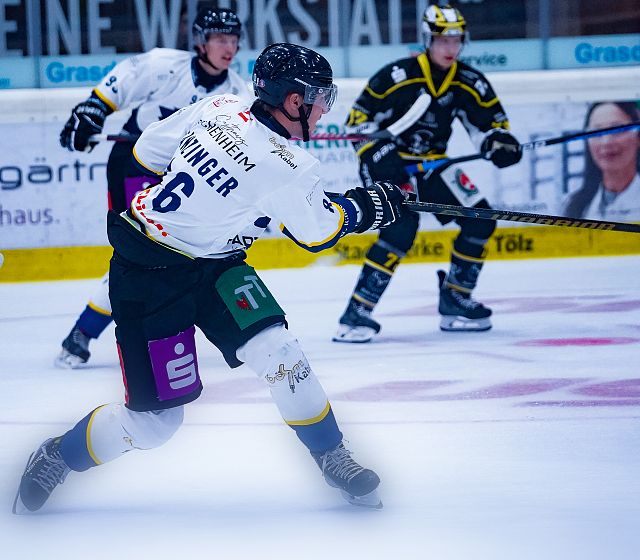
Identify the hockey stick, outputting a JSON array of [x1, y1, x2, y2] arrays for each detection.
[[90, 133, 139, 143], [92, 122, 640, 147], [405, 122, 640, 174], [90, 131, 377, 143], [403, 200, 640, 234]]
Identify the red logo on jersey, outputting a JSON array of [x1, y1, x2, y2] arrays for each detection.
[[455, 170, 478, 196], [211, 96, 238, 107]]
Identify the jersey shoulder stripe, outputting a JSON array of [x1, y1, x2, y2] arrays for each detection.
[[365, 57, 424, 99]]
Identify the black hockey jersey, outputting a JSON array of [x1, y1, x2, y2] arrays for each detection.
[[347, 52, 511, 162]]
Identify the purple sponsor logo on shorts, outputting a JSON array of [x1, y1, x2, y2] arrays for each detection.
[[148, 326, 200, 401], [124, 176, 160, 208]]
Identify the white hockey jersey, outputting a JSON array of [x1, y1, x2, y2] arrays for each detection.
[[93, 48, 251, 132], [129, 95, 356, 258]]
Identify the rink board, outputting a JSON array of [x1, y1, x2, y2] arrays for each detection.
[[2, 224, 639, 282]]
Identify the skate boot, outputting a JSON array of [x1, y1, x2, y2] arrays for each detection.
[[438, 270, 492, 332], [332, 299, 381, 343], [55, 325, 91, 368], [312, 442, 382, 509], [13, 437, 71, 514]]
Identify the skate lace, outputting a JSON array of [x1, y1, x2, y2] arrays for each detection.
[[450, 289, 482, 310], [322, 446, 364, 482], [29, 449, 70, 493], [71, 327, 90, 351]]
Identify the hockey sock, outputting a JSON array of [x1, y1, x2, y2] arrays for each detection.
[[237, 325, 343, 453], [446, 235, 488, 292], [75, 305, 113, 339], [75, 272, 113, 338], [59, 404, 183, 471], [351, 241, 403, 307]]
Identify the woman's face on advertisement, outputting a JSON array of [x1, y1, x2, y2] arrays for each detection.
[[587, 103, 639, 174]]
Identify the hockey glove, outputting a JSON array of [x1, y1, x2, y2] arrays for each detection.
[[346, 181, 406, 233], [60, 97, 109, 152], [480, 130, 522, 168]]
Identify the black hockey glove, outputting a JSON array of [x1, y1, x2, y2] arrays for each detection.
[[346, 181, 406, 233], [60, 97, 109, 152], [480, 130, 522, 169]]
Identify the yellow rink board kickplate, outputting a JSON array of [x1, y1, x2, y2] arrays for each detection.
[[1, 225, 639, 283]]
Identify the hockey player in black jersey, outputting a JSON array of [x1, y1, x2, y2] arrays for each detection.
[[56, 8, 248, 368], [334, 3, 522, 343]]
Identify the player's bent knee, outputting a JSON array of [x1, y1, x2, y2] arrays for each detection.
[[378, 211, 419, 253], [460, 217, 496, 240], [237, 325, 328, 421], [120, 405, 184, 449]]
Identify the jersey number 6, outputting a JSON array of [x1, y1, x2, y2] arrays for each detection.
[[152, 172, 195, 213]]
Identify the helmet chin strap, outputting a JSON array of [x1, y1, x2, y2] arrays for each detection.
[[198, 49, 222, 72], [278, 104, 313, 141]]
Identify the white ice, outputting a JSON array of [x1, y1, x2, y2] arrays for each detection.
[[1, 256, 639, 560]]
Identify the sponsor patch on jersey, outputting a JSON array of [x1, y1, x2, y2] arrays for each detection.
[[390, 65, 407, 84], [455, 169, 479, 196], [269, 137, 298, 169], [211, 96, 238, 107], [474, 79, 488, 96], [437, 92, 453, 106]]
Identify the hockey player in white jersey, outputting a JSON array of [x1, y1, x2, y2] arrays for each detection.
[[56, 7, 249, 368], [14, 43, 407, 513]]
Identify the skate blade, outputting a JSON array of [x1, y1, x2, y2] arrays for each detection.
[[12, 451, 35, 515], [440, 316, 492, 332], [332, 324, 377, 343], [341, 488, 383, 509], [12, 491, 28, 515], [54, 350, 87, 369]]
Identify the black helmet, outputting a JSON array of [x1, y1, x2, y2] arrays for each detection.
[[422, 4, 469, 50], [192, 8, 242, 46], [252, 43, 337, 115]]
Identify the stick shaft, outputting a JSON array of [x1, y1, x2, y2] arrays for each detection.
[[404, 200, 640, 234], [405, 122, 640, 174]]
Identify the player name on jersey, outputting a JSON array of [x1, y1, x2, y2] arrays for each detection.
[[178, 123, 256, 198]]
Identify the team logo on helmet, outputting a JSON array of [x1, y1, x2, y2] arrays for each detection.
[[422, 4, 469, 50], [192, 8, 242, 45]]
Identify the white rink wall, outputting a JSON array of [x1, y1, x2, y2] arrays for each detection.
[[0, 66, 639, 263], [1, 66, 639, 250]]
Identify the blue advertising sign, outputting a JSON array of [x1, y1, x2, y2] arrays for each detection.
[[344, 38, 543, 78], [549, 34, 640, 69], [0, 57, 37, 89], [39, 54, 129, 88]]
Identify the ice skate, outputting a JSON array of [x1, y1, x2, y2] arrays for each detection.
[[55, 326, 91, 368], [438, 270, 492, 332], [332, 299, 381, 343], [312, 443, 382, 509], [13, 437, 71, 514]]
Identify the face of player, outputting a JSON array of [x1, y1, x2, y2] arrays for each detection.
[[305, 102, 325, 133], [201, 33, 239, 73], [587, 103, 640, 177], [278, 94, 325, 139], [429, 35, 463, 70]]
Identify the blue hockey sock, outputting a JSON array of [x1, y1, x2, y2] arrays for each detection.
[[289, 406, 343, 453], [59, 407, 104, 472], [76, 305, 113, 339]]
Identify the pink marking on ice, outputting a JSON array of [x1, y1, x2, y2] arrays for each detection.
[[516, 337, 639, 347], [572, 378, 640, 398], [521, 399, 640, 407]]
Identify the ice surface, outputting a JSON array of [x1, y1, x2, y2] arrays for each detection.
[[1, 256, 639, 559]]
